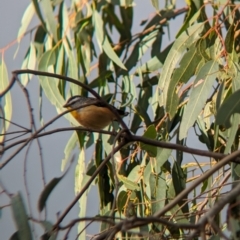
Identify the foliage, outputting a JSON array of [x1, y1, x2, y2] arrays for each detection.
[[1, 0, 240, 239]]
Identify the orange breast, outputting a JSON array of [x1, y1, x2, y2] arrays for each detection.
[[70, 105, 116, 130]]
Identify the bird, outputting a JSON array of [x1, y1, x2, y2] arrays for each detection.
[[63, 95, 128, 130]]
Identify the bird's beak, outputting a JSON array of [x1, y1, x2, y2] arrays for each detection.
[[63, 103, 69, 108]]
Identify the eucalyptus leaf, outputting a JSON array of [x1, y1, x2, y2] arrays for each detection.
[[0, 60, 12, 143], [140, 125, 157, 157], [179, 60, 218, 139], [159, 23, 204, 107], [216, 89, 240, 128], [11, 193, 32, 240]]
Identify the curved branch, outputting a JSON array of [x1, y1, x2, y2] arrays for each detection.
[[12, 70, 129, 131], [132, 135, 240, 163]]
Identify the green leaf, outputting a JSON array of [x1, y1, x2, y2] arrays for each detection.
[[120, 5, 132, 39], [155, 148, 172, 172], [166, 46, 202, 119], [131, 87, 152, 127], [38, 49, 60, 103], [176, 1, 200, 37], [32, 0, 46, 31], [17, 2, 35, 40], [86, 158, 96, 176], [167, 180, 189, 224], [0, 60, 12, 143], [201, 178, 208, 193], [122, 75, 137, 106], [61, 132, 77, 171], [224, 115, 240, 154], [38, 176, 64, 212], [41, 0, 58, 42], [232, 65, 240, 92], [11, 193, 32, 240], [21, 43, 36, 86], [75, 150, 89, 240], [172, 161, 188, 213], [225, 24, 234, 54], [34, 25, 47, 46], [158, 23, 204, 107], [117, 190, 128, 213], [63, 40, 80, 95], [233, 164, 240, 177], [93, 10, 127, 70], [88, 71, 113, 88], [9, 232, 20, 240], [118, 175, 140, 191], [139, 125, 157, 157], [179, 60, 218, 139], [197, 116, 212, 151], [39, 155, 73, 211], [55, 44, 64, 75], [151, 0, 159, 11], [55, 44, 65, 95], [208, 236, 220, 240], [128, 165, 141, 182], [78, 31, 92, 76], [216, 80, 225, 111], [123, 30, 159, 74], [216, 89, 240, 128], [58, 2, 71, 40], [137, 76, 158, 88], [150, 172, 166, 218], [38, 49, 78, 125], [40, 221, 57, 240], [100, 210, 112, 233], [138, 55, 163, 74]]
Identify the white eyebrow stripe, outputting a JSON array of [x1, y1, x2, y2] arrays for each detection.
[[67, 97, 81, 104]]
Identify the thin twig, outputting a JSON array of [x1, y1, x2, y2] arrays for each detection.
[[153, 150, 240, 218], [52, 141, 127, 230]]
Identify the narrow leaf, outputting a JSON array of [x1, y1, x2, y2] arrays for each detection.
[[150, 172, 166, 216], [63, 40, 79, 95], [140, 125, 157, 157], [31, 0, 47, 32], [75, 150, 88, 240], [158, 23, 204, 107], [40, 221, 57, 240], [155, 148, 172, 172], [38, 156, 73, 211], [38, 49, 79, 125], [11, 193, 32, 240], [89, 71, 113, 88], [17, 2, 35, 40], [117, 191, 128, 213], [61, 132, 77, 171], [38, 177, 63, 212], [166, 46, 202, 119], [138, 55, 163, 74], [118, 175, 140, 191], [9, 232, 20, 240], [93, 11, 127, 70], [123, 30, 159, 74], [216, 89, 240, 128], [151, 0, 159, 11], [179, 60, 218, 139], [224, 115, 240, 154], [41, 0, 58, 42], [0, 60, 12, 143], [21, 43, 36, 86]]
